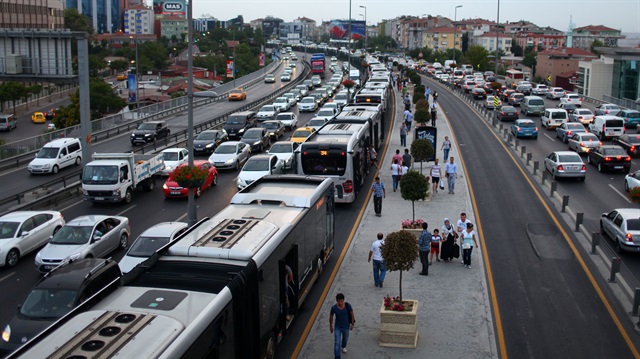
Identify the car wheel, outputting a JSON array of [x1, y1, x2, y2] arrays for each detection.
[[52, 165, 59, 174], [259, 144, 264, 152], [597, 163, 603, 172], [85, 254, 93, 259], [600, 221, 606, 237], [53, 226, 62, 235], [599, 132, 604, 141], [212, 175, 218, 187], [235, 160, 240, 171], [579, 176, 585, 182], [552, 170, 558, 181], [6, 249, 19, 267], [615, 238, 623, 254], [124, 188, 133, 204], [119, 233, 129, 250], [75, 157, 82, 166], [587, 156, 591, 164]]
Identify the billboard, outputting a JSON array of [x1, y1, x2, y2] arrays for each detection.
[[153, 0, 186, 15], [127, 74, 137, 103], [226, 59, 234, 78], [415, 126, 438, 162], [329, 20, 365, 40]]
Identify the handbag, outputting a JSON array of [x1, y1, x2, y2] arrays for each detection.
[[452, 243, 460, 258], [439, 179, 445, 190]]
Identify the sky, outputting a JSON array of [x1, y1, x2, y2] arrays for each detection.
[[188, 0, 640, 34]]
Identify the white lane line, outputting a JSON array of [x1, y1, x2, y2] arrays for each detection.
[[608, 184, 631, 203], [175, 213, 188, 222], [59, 199, 85, 212], [544, 133, 556, 141], [117, 205, 137, 216], [0, 272, 15, 283]]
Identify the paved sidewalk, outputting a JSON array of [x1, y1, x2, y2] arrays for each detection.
[[298, 88, 498, 358]]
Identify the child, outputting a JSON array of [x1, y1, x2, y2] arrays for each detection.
[[430, 229, 442, 264]]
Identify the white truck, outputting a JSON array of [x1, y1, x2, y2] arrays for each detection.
[[81, 153, 164, 204]]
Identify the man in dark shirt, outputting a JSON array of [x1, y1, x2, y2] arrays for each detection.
[[329, 293, 355, 358]]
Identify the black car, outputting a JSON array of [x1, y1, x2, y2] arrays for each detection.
[[498, 106, 519, 121], [482, 83, 494, 95], [612, 134, 640, 156], [587, 145, 631, 173], [44, 109, 56, 121], [472, 88, 486, 100], [0, 259, 121, 355], [260, 120, 286, 140], [193, 129, 229, 155], [224, 111, 256, 140], [240, 127, 271, 152], [130, 121, 170, 145]]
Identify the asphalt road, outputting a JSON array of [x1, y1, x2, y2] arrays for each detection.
[[431, 77, 640, 357]]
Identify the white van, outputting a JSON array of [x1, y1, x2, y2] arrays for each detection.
[[589, 115, 625, 140], [522, 96, 546, 116], [0, 114, 17, 131], [28, 138, 82, 174], [541, 109, 568, 129], [349, 69, 361, 88]]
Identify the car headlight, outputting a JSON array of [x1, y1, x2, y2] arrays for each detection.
[[144, 133, 151, 137], [42, 164, 51, 169], [225, 159, 235, 164], [238, 128, 246, 134], [130, 134, 135, 138], [253, 141, 261, 146], [165, 166, 173, 171], [67, 253, 81, 261], [205, 143, 214, 148], [35, 251, 41, 262], [163, 183, 168, 190], [2, 325, 10, 342]]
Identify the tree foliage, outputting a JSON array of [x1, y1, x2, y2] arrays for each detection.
[[590, 39, 604, 55], [466, 45, 491, 72], [511, 40, 523, 57], [411, 138, 434, 163], [400, 170, 429, 222], [0, 82, 29, 114], [64, 8, 93, 34], [380, 230, 419, 300], [414, 108, 430, 125]]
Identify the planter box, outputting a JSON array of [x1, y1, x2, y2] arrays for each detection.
[[379, 299, 419, 348], [402, 228, 423, 239]]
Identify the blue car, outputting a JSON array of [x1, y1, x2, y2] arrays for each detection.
[[619, 110, 640, 128], [511, 119, 538, 139]]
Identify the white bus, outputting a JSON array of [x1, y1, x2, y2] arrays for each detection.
[[505, 69, 525, 88], [298, 122, 372, 203], [12, 175, 335, 359], [338, 105, 384, 148]]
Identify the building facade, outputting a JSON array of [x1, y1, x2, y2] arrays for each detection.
[[0, 0, 65, 30], [193, 17, 220, 33], [578, 47, 640, 103], [160, 15, 187, 40], [474, 32, 512, 55], [576, 57, 613, 100], [571, 25, 625, 50], [124, 5, 154, 34], [423, 26, 457, 51], [262, 16, 283, 39], [514, 32, 566, 52], [536, 47, 597, 86], [66, 0, 121, 33]]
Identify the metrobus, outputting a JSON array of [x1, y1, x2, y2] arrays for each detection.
[[12, 175, 335, 359], [297, 122, 372, 203], [337, 105, 384, 148], [505, 69, 525, 88]]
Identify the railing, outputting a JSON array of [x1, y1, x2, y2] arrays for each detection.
[[0, 59, 282, 167], [602, 95, 640, 111], [0, 61, 311, 216]]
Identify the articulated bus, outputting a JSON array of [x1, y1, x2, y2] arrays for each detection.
[[12, 175, 335, 359], [297, 121, 372, 203], [336, 106, 384, 149]]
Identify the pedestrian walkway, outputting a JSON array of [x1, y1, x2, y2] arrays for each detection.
[[299, 87, 498, 358]]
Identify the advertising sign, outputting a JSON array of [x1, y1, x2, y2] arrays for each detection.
[[259, 53, 265, 67], [153, 0, 186, 15], [226, 59, 234, 78], [414, 126, 438, 162], [127, 74, 137, 103], [329, 20, 365, 40]]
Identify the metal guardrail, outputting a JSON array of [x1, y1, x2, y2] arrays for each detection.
[[0, 61, 311, 216], [0, 59, 283, 167]]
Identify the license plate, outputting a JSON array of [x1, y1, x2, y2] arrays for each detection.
[[94, 197, 104, 200], [170, 191, 181, 195], [214, 163, 223, 166], [44, 265, 55, 270], [614, 166, 623, 169]]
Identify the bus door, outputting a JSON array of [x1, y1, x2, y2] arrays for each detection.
[[280, 247, 298, 329]]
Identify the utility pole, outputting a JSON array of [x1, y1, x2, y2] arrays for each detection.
[[453, 5, 462, 67], [359, 5, 367, 52]]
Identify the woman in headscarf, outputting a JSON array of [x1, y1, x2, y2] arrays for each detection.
[[440, 218, 457, 262]]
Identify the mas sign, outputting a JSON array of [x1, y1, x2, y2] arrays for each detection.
[[162, 0, 186, 14]]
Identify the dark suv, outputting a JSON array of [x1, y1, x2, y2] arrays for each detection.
[[130, 121, 170, 145], [224, 111, 256, 139], [0, 259, 121, 355]]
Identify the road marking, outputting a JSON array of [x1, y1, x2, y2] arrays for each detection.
[[0, 271, 15, 283], [544, 133, 556, 141], [59, 199, 84, 212], [609, 184, 631, 203], [175, 212, 188, 222], [117, 205, 136, 216]]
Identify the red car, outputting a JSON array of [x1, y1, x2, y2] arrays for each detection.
[[163, 160, 218, 198]]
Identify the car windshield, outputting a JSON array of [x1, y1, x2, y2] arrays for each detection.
[[227, 116, 245, 125], [503, 107, 516, 112], [626, 112, 640, 118], [196, 132, 217, 140], [230, 90, 242, 94], [275, 99, 286, 103], [558, 154, 582, 162], [301, 98, 314, 103], [318, 110, 334, 117], [215, 145, 236, 154], [551, 112, 567, 119], [36, 147, 60, 159], [626, 136, 640, 144], [580, 134, 598, 141], [518, 122, 535, 128], [604, 148, 627, 156], [261, 123, 278, 129], [308, 119, 326, 126], [269, 144, 292, 153], [0, 221, 19, 239], [50, 225, 93, 245], [294, 130, 312, 137], [577, 110, 593, 115], [163, 152, 180, 161], [566, 124, 584, 130], [244, 130, 262, 139], [137, 123, 158, 130], [20, 289, 78, 318], [127, 236, 170, 257], [529, 99, 544, 105], [83, 165, 118, 184], [277, 114, 292, 121], [244, 159, 270, 171], [627, 219, 640, 231], [260, 106, 275, 112]]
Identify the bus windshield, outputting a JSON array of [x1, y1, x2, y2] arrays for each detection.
[[301, 152, 347, 176]]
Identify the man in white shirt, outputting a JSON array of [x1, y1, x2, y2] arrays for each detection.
[[430, 158, 441, 194], [367, 233, 386, 288], [456, 213, 471, 264], [445, 157, 458, 194]]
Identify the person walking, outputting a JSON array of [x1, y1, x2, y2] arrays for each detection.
[[445, 157, 458, 194], [368, 233, 386, 287], [402, 149, 412, 169], [441, 136, 452, 162], [429, 228, 442, 264], [399, 122, 407, 147], [440, 218, 457, 262], [430, 158, 441, 194], [425, 86, 431, 102], [329, 293, 355, 358], [462, 222, 479, 268], [371, 176, 386, 216], [430, 102, 437, 126], [432, 90, 439, 104], [417, 222, 431, 275], [392, 149, 403, 165], [390, 159, 401, 192], [404, 109, 414, 131], [368, 144, 379, 170], [456, 213, 471, 264]]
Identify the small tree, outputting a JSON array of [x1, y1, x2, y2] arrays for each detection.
[[400, 170, 428, 221], [381, 230, 419, 301], [414, 108, 430, 126], [410, 138, 434, 173], [415, 99, 429, 111]]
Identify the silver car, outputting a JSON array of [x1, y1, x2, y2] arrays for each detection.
[[276, 112, 298, 130], [35, 215, 130, 272], [268, 141, 299, 170], [543, 151, 586, 181], [0, 211, 65, 267], [567, 133, 601, 154], [600, 209, 640, 253], [208, 141, 251, 170], [119, 222, 188, 273], [569, 108, 595, 125]]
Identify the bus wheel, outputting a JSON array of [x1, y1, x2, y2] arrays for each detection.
[[266, 334, 276, 359], [317, 257, 324, 276]]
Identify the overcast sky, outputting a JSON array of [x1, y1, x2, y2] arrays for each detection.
[[190, 0, 640, 34]]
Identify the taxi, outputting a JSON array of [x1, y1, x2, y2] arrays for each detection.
[[228, 87, 247, 101], [290, 127, 316, 144], [31, 112, 46, 123]]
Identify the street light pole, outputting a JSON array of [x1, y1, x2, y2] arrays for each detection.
[[186, 0, 196, 225], [359, 5, 367, 52], [453, 5, 462, 67], [495, 0, 500, 76], [347, 0, 352, 74]]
